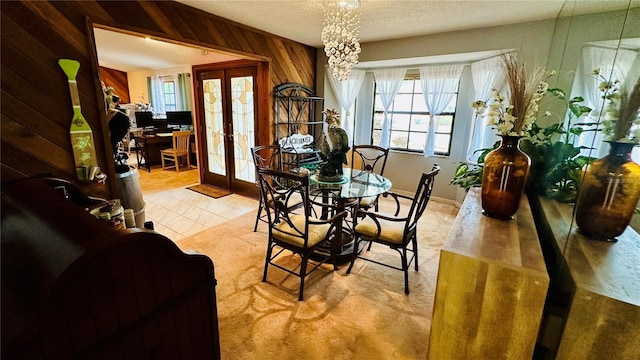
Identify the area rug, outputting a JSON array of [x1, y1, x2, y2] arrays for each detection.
[[176, 199, 458, 360], [186, 184, 231, 199]]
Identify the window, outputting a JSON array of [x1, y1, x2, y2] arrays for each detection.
[[371, 78, 458, 156], [163, 80, 177, 112]]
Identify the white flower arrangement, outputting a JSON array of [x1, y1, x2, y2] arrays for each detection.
[[471, 53, 553, 136], [593, 69, 640, 143]]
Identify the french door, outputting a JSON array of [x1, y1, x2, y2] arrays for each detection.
[[195, 65, 258, 196]]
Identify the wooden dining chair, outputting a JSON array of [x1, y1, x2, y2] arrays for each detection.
[[347, 164, 440, 294], [257, 168, 347, 301], [160, 130, 191, 172], [350, 144, 389, 212]]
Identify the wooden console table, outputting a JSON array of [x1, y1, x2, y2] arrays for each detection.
[[532, 196, 640, 359], [429, 188, 549, 359]]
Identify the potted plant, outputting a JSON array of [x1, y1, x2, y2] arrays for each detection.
[[452, 87, 595, 205]]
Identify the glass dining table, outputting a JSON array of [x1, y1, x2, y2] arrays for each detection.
[[308, 168, 392, 262]]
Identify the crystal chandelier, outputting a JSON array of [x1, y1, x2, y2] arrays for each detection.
[[321, 0, 361, 81]]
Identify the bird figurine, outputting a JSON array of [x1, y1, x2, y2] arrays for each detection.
[[318, 108, 350, 182]]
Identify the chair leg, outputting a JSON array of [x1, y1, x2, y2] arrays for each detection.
[[161, 154, 165, 170], [412, 235, 419, 271], [254, 205, 263, 232], [262, 242, 274, 282], [402, 247, 410, 295], [298, 254, 309, 301], [254, 191, 264, 232], [186, 153, 191, 169], [175, 154, 180, 172], [346, 235, 360, 274]]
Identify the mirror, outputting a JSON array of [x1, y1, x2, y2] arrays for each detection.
[[536, 1, 640, 358]]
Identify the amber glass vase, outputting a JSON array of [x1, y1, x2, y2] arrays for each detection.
[[575, 141, 640, 241], [481, 135, 531, 219]]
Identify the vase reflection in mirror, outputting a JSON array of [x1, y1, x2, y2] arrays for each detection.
[[575, 141, 640, 241], [481, 135, 531, 220]]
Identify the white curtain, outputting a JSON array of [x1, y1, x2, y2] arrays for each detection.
[[419, 64, 464, 156], [326, 68, 365, 145], [148, 76, 166, 116], [176, 73, 193, 111], [373, 68, 407, 148], [574, 46, 638, 157], [466, 56, 506, 162]]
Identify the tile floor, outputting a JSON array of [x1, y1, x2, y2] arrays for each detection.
[[142, 187, 258, 242]]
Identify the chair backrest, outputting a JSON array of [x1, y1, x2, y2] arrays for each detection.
[[251, 145, 281, 171], [351, 145, 389, 175], [172, 130, 191, 152], [404, 164, 440, 236], [257, 168, 313, 246]]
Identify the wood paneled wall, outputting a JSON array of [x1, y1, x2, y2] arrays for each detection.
[[1, 1, 317, 198], [99, 66, 130, 104]]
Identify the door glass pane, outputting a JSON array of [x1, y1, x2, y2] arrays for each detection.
[[231, 76, 255, 183], [203, 79, 226, 175]]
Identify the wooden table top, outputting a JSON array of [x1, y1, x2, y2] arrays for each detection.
[[443, 188, 547, 274], [538, 196, 640, 306]]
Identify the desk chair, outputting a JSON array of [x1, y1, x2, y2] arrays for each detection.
[[160, 131, 191, 172], [350, 145, 389, 212], [257, 168, 347, 301], [347, 164, 440, 294]]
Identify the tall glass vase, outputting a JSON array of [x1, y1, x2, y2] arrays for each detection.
[[575, 141, 640, 241], [481, 135, 531, 220]]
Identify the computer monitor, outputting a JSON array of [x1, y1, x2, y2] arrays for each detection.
[[134, 111, 154, 128], [166, 111, 193, 129]]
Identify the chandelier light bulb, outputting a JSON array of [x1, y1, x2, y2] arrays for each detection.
[[321, 1, 361, 81]]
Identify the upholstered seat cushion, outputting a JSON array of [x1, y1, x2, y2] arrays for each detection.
[[359, 196, 376, 207], [355, 216, 406, 244], [273, 214, 331, 247]]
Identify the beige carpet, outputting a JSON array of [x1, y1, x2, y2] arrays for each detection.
[[176, 199, 458, 360]]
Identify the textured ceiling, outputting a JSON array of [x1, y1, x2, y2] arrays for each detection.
[[95, 0, 637, 72], [176, 0, 634, 47]]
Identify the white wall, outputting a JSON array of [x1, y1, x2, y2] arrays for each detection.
[[126, 64, 193, 106]]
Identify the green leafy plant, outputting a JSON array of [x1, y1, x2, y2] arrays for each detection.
[[450, 145, 497, 191], [451, 87, 596, 203], [520, 88, 595, 202]]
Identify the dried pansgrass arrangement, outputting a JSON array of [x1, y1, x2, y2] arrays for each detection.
[[471, 52, 552, 136], [500, 52, 551, 134], [614, 77, 640, 141]]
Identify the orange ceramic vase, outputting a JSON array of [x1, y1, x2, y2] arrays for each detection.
[[481, 135, 531, 220], [575, 141, 640, 241]]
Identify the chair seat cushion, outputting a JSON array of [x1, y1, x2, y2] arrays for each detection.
[[355, 216, 406, 244], [359, 196, 376, 207], [273, 214, 331, 248]]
